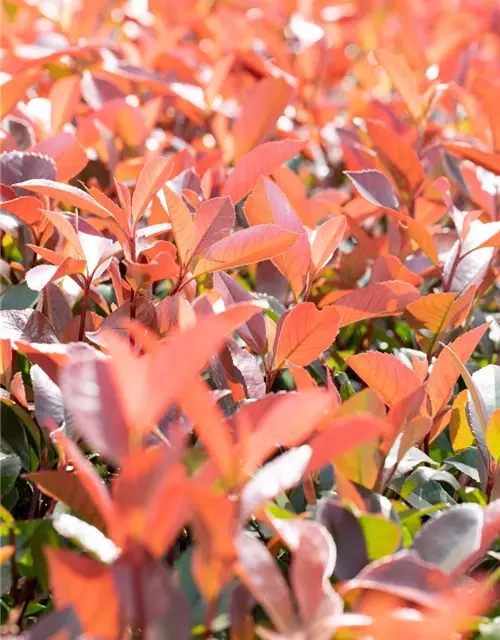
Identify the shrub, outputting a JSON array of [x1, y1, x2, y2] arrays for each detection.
[[1, 1, 500, 638]]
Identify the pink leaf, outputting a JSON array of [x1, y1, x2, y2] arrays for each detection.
[[132, 156, 173, 223], [345, 170, 399, 211], [222, 139, 307, 205]]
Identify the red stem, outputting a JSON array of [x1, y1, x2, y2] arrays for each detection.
[[77, 280, 91, 342]]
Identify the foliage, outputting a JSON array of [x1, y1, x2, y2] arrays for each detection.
[[1, 0, 500, 638]]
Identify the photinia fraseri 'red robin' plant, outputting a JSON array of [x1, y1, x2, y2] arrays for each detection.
[[2, 1, 500, 639]]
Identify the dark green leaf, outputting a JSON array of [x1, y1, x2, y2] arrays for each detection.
[[0, 282, 40, 311], [0, 451, 21, 495]]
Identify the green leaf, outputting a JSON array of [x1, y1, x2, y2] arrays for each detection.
[[0, 452, 21, 495], [401, 467, 460, 499], [174, 548, 231, 626], [413, 480, 457, 508], [30, 520, 60, 592], [1, 402, 31, 470], [358, 515, 401, 560], [1, 487, 18, 511], [458, 487, 487, 506], [443, 448, 480, 482], [0, 282, 40, 311], [1, 398, 41, 461]]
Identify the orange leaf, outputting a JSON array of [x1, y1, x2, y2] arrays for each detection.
[[30, 133, 87, 183], [406, 292, 458, 334], [310, 216, 347, 277], [443, 142, 500, 175], [27, 469, 110, 533], [392, 213, 440, 266], [346, 352, 422, 408], [190, 196, 235, 262], [113, 303, 261, 435], [46, 547, 124, 640], [221, 139, 307, 205], [374, 49, 425, 122], [14, 180, 111, 218], [273, 302, 341, 369], [26, 257, 86, 291], [243, 389, 336, 474], [0, 196, 44, 226], [50, 75, 82, 134], [306, 415, 389, 474], [0, 70, 39, 119], [288, 363, 318, 390], [472, 77, 500, 153], [0, 546, 14, 566], [159, 186, 194, 266], [406, 286, 476, 341], [427, 323, 490, 416], [370, 255, 423, 287], [178, 377, 234, 478], [131, 156, 173, 223], [244, 177, 310, 298], [327, 281, 420, 326], [364, 118, 425, 196], [232, 77, 292, 162], [193, 224, 299, 276]]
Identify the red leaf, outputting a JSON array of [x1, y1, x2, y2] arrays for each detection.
[[221, 139, 307, 205], [328, 281, 420, 326], [49, 76, 82, 134], [370, 256, 423, 287], [13, 342, 69, 383], [26, 257, 86, 291], [236, 531, 295, 635], [244, 177, 310, 298], [14, 180, 111, 218], [59, 344, 130, 466], [273, 302, 341, 369], [364, 119, 425, 195], [131, 156, 173, 223], [443, 142, 500, 175], [289, 521, 340, 624], [98, 303, 261, 443], [310, 216, 347, 277], [111, 440, 187, 551], [240, 446, 312, 522], [232, 77, 292, 162], [346, 352, 422, 407], [242, 389, 335, 473], [160, 186, 194, 266], [46, 547, 124, 640], [31, 133, 88, 183], [427, 323, 490, 416], [0, 69, 39, 118], [178, 377, 234, 478], [26, 469, 111, 533], [0, 196, 43, 226], [190, 196, 235, 260], [213, 272, 267, 355], [307, 415, 389, 473], [194, 224, 299, 276]]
